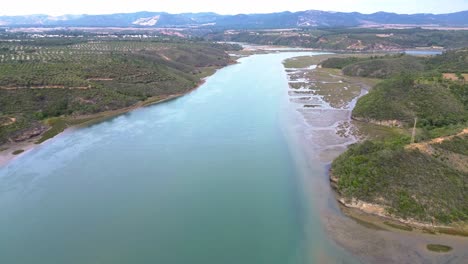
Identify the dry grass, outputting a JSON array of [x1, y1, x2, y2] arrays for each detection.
[[306, 68, 378, 108], [443, 73, 468, 81]]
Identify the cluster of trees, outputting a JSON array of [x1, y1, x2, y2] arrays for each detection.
[[332, 138, 467, 223], [208, 28, 468, 51], [330, 49, 468, 224], [321, 49, 468, 130], [0, 36, 233, 144]]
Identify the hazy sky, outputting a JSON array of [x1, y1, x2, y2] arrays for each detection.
[[1, 0, 468, 16]]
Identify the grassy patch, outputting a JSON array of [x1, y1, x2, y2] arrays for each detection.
[[12, 149, 24, 155], [427, 123, 467, 139], [283, 54, 385, 69], [383, 221, 413, 231], [353, 121, 407, 140], [426, 244, 452, 253], [298, 67, 378, 108], [283, 56, 323, 68], [434, 134, 468, 156], [437, 227, 468, 237], [35, 115, 99, 144], [349, 216, 386, 231], [422, 228, 437, 235], [35, 118, 68, 144]]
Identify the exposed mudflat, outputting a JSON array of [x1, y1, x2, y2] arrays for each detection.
[[283, 56, 468, 264]]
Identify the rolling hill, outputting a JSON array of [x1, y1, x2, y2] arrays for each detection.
[[1, 10, 467, 28]]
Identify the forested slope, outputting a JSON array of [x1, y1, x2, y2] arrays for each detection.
[[0, 37, 236, 145], [329, 49, 468, 227]]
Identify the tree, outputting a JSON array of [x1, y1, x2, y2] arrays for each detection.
[[455, 72, 465, 84]]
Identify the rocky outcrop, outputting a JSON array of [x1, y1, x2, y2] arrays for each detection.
[[352, 117, 403, 127], [10, 124, 48, 142]]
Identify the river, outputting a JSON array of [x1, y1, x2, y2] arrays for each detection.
[[0, 52, 361, 264], [1, 52, 466, 264]]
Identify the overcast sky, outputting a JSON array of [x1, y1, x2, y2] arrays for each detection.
[[1, 0, 468, 16]]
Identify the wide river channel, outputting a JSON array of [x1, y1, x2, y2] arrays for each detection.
[[0, 52, 442, 263]]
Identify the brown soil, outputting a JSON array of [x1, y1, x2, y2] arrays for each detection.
[[406, 128, 468, 153], [443, 73, 468, 82], [0, 117, 16, 127]]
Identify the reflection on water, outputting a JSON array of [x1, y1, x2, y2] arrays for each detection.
[[0, 52, 360, 264]]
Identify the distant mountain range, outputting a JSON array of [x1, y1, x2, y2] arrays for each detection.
[[1, 10, 467, 28]]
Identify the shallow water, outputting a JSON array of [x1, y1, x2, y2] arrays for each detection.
[[284, 56, 468, 264], [0, 53, 361, 264], [404, 50, 443, 56]]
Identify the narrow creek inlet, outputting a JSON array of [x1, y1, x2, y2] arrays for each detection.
[[0, 52, 360, 264]]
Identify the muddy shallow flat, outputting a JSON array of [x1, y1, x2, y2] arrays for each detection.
[[283, 55, 468, 263]]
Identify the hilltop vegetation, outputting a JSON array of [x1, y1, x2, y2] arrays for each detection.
[[332, 138, 467, 224], [0, 34, 235, 145], [330, 49, 468, 226], [210, 28, 468, 51], [320, 48, 468, 78], [325, 49, 468, 128], [342, 56, 426, 78], [352, 77, 467, 129]]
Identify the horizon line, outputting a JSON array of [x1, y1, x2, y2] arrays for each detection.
[[1, 9, 467, 17]]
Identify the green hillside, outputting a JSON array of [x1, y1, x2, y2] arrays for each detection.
[[0, 37, 234, 145], [331, 49, 468, 227], [352, 77, 467, 128], [210, 28, 468, 51], [321, 49, 468, 78], [332, 137, 467, 224], [342, 56, 426, 78]]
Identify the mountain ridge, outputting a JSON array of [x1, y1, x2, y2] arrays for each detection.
[[1, 10, 467, 28]]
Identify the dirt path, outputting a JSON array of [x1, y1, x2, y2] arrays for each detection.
[[406, 128, 468, 153], [0, 85, 91, 90], [86, 78, 113, 81], [0, 117, 16, 127]]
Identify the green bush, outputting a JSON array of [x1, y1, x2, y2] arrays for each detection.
[[332, 139, 468, 223]]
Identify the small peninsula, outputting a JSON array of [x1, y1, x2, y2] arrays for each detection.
[[327, 49, 468, 235]]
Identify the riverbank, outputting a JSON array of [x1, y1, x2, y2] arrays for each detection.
[[0, 52, 336, 264], [0, 77, 214, 167], [284, 54, 468, 238], [326, 51, 468, 236], [330, 170, 468, 237], [283, 53, 468, 263]]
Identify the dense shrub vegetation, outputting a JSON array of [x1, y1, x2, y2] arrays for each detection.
[[320, 48, 468, 78], [435, 134, 468, 156], [0, 35, 234, 144], [208, 28, 468, 51], [352, 76, 467, 128], [320, 49, 468, 128], [332, 139, 468, 223], [331, 48, 468, 225]]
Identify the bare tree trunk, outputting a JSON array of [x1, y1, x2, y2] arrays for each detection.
[[411, 117, 418, 144]]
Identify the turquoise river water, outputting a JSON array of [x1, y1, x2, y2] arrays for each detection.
[[0, 53, 360, 263]]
